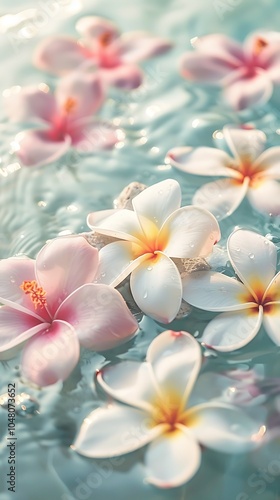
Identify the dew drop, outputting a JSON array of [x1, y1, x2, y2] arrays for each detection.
[[143, 291, 148, 299], [147, 266, 153, 271], [248, 253, 255, 260], [236, 247, 240, 252], [10, 276, 16, 283]]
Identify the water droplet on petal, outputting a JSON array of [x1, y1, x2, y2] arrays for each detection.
[[236, 247, 240, 252], [147, 266, 153, 271], [143, 291, 148, 299], [249, 253, 255, 260], [10, 276, 16, 283]]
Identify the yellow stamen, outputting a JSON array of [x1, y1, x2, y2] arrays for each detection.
[[253, 37, 268, 56], [63, 97, 77, 114], [20, 280, 47, 309]]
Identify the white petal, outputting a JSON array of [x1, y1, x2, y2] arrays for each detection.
[[132, 179, 181, 231], [223, 126, 267, 164], [263, 304, 280, 345], [228, 229, 277, 298], [73, 404, 161, 458], [97, 361, 158, 411], [248, 179, 280, 216], [264, 271, 280, 303], [130, 253, 182, 323], [146, 330, 201, 404], [253, 146, 280, 179], [145, 429, 201, 488], [166, 146, 238, 178], [162, 206, 220, 258], [87, 209, 142, 242], [201, 308, 263, 352], [189, 402, 264, 452], [183, 271, 255, 311], [193, 178, 249, 220]]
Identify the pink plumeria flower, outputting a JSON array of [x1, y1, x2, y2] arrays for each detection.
[[73, 330, 264, 488], [4, 70, 119, 168], [87, 179, 220, 323], [34, 16, 172, 90], [0, 236, 138, 386], [180, 32, 280, 110], [167, 126, 280, 219], [183, 229, 280, 352]]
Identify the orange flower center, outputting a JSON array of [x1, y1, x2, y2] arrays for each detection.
[[63, 97, 77, 114], [99, 31, 114, 47], [253, 37, 268, 56], [132, 219, 169, 259], [20, 280, 47, 309], [150, 389, 198, 433]]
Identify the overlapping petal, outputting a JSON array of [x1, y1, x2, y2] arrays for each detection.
[[76, 16, 120, 41], [223, 68, 273, 110], [263, 304, 280, 345], [33, 36, 86, 76], [223, 126, 266, 164], [100, 64, 143, 90], [247, 179, 280, 216], [87, 208, 142, 241], [180, 53, 238, 84], [15, 129, 71, 167], [253, 147, 280, 179]]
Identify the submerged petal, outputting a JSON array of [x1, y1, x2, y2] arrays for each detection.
[[130, 253, 182, 323], [145, 429, 201, 488]]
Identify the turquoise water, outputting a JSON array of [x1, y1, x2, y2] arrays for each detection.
[[0, 0, 280, 499]]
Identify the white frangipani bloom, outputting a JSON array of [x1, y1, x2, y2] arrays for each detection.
[[73, 330, 264, 488], [183, 229, 280, 351], [87, 179, 220, 323], [167, 126, 280, 219]]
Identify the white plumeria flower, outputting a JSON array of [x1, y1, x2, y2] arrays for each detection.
[[73, 330, 264, 488], [87, 179, 220, 323], [167, 126, 280, 219], [183, 229, 280, 351]]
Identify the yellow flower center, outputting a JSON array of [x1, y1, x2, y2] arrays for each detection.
[[20, 280, 47, 309], [131, 218, 169, 259], [150, 388, 199, 434], [253, 37, 268, 56], [63, 97, 77, 114]]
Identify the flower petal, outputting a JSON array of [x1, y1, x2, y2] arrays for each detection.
[[97, 360, 158, 411], [55, 283, 138, 351], [71, 118, 120, 150], [162, 206, 220, 258], [223, 68, 273, 110], [183, 271, 255, 311], [4, 87, 57, 124], [248, 179, 280, 216], [201, 308, 263, 352], [193, 177, 249, 220], [263, 304, 280, 345], [16, 129, 71, 168], [194, 34, 244, 61], [189, 402, 264, 452], [100, 65, 143, 90], [132, 179, 181, 232], [264, 271, 280, 303], [253, 147, 280, 179], [223, 126, 267, 164], [33, 36, 86, 76], [130, 253, 182, 323], [145, 429, 201, 488], [73, 404, 162, 458], [75, 16, 120, 41], [21, 320, 80, 386], [146, 330, 201, 404], [166, 146, 238, 178], [118, 32, 172, 63], [227, 229, 277, 297], [36, 236, 99, 317], [55, 70, 104, 121], [87, 209, 142, 242]]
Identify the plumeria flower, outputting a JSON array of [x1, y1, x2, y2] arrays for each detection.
[[34, 16, 172, 90], [73, 330, 264, 488], [180, 31, 280, 110], [87, 179, 220, 323], [183, 229, 280, 352], [4, 70, 119, 167], [0, 236, 137, 386], [167, 126, 280, 219]]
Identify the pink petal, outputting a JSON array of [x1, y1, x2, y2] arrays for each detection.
[[245, 32, 280, 82], [33, 36, 86, 76], [193, 177, 249, 220], [180, 52, 238, 84], [166, 146, 238, 178], [4, 86, 57, 124], [99, 64, 143, 90], [16, 129, 71, 167], [21, 320, 80, 386], [223, 68, 273, 110], [75, 16, 120, 41], [0, 306, 47, 360], [194, 34, 244, 61], [118, 32, 172, 63], [70, 118, 120, 150], [162, 206, 221, 258], [248, 179, 280, 216], [55, 283, 138, 351], [130, 252, 182, 323], [259, 44, 280, 83], [36, 236, 99, 318], [223, 126, 266, 165], [55, 70, 104, 121]]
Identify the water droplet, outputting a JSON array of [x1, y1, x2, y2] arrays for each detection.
[[101, 272, 106, 278], [249, 253, 255, 260], [0, 392, 40, 418], [189, 242, 195, 248], [143, 291, 148, 299], [236, 247, 240, 252], [147, 266, 153, 271], [10, 276, 16, 283]]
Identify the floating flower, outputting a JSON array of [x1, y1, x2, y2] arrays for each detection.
[[87, 179, 220, 323], [73, 330, 264, 488], [4, 70, 119, 167], [34, 16, 172, 90], [167, 126, 280, 219], [183, 229, 280, 351], [180, 32, 280, 110], [0, 236, 138, 386]]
